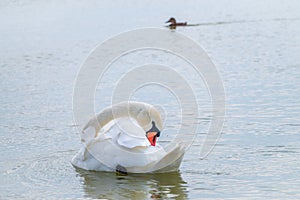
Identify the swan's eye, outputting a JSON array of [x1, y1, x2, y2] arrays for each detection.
[[157, 131, 160, 137]]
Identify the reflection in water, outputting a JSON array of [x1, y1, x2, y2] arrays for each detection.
[[75, 168, 188, 199]]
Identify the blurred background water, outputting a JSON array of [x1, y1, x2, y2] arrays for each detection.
[[0, 0, 300, 199]]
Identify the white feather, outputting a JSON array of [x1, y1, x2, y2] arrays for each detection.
[[71, 102, 185, 173]]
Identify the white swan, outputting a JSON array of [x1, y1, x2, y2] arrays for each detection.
[[71, 101, 185, 173]]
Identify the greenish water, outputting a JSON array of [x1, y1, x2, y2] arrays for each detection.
[[1, 0, 300, 199]]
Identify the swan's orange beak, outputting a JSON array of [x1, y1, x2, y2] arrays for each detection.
[[146, 121, 161, 146], [146, 132, 158, 146]]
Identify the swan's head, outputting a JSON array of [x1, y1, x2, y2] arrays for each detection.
[[135, 105, 163, 146]]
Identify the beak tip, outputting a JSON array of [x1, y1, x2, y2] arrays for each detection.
[[147, 132, 158, 146]]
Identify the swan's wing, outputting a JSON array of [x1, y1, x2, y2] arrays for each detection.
[[151, 143, 186, 172], [117, 132, 150, 148], [111, 118, 151, 149], [86, 118, 150, 149], [82, 122, 114, 145], [81, 126, 96, 144]]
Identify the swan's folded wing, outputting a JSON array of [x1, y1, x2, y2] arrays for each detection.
[[112, 117, 151, 149], [151, 144, 185, 173], [81, 126, 96, 144], [117, 132, 151, 149]]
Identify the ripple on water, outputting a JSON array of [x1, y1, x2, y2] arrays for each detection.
[[4, 150, 191, 199], [3, 151, 82, 198]]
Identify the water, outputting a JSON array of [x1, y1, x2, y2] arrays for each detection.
[[1, 0, 300, 199]]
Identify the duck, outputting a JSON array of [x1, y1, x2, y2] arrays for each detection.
[[71, 101, 185, 174], [165, 17, 187, 28]]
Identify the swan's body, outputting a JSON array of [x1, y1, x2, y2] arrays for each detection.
[[72, 101, 185, 173]]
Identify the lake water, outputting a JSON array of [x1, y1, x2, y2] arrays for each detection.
[[1, 0, 300, 199]]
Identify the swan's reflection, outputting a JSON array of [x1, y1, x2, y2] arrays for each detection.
[[75, 168, 188, 199]]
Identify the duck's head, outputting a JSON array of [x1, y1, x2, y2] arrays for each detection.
[[165, 17, 176, 25]]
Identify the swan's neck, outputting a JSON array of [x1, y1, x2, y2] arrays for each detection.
[[83, 102, 160, 134]]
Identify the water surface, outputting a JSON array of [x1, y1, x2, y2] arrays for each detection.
[[1, 0, 300, 199]]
